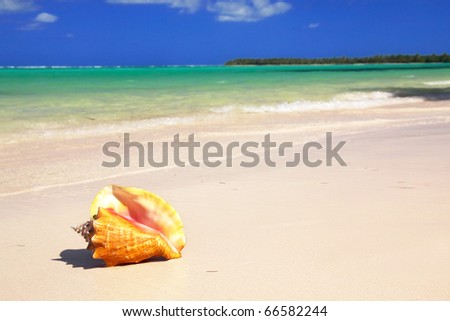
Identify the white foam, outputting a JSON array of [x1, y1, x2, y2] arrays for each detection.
[[210, 105, 235, 113], [17, 66, 48, 69], [43, 116, 196, 139], [236, 91, 423, 113], [3, 116, 197, 144], [423, 80, 450, 86]]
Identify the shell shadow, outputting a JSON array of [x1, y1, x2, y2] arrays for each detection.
[[54, 249, 105, 269], [54, 249, 169, 269]]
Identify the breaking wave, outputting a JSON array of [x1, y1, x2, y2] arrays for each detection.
[[211, 91, 423, 114], [423, 80, 450, 86]]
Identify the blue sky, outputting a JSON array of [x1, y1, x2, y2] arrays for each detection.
[[0, 0, 449, 66]]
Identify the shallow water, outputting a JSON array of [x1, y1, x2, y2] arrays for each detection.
[[0, 63, 449, 143]]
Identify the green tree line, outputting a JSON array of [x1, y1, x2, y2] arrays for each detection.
[[225, 53, 450, 65]]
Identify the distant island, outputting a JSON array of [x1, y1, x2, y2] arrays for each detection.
[[225, 53, 450, 65]]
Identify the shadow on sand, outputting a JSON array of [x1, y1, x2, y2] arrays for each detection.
[[54, 249, 104, 269], [54, 249, 169, 269]]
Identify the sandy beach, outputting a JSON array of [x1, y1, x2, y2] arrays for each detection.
[[0, 99, 449, 300]]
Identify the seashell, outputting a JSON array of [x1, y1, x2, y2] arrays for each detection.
[[73, 185, 185, 267]]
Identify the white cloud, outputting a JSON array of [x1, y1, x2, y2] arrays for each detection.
[[106, 0, 202, 13], [307, 22, 320, 29], [0, 0, 35, 13], [207, 0, 291, 22], [20, 12, 58, 30], [106, 0, 292, 21], [35, 12, 58, 23]]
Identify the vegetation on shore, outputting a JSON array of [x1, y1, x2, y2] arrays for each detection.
[[225, 53, 450, 66]]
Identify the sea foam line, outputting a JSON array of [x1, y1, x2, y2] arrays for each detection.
[[3, 116, 197, 144], [423, 80, 450, 86], [211, 91, 424, 114]]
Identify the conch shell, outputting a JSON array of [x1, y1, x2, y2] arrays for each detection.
[[73, 185, 185, 267]]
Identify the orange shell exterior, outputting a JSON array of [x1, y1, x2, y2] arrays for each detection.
[[92, 207, 181, 267]]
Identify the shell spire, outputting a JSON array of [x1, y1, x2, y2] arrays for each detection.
[[72, 220, 94, 248], [73, 185, 186, 267]]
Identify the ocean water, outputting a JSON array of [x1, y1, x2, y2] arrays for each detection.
[[0, 63, 449, 143]]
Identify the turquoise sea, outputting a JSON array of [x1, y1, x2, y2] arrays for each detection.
[[0, 63, 449, 142]]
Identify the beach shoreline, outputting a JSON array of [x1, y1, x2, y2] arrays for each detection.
[[1, 99, 449, 196], [1, 99, 449, 300]]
